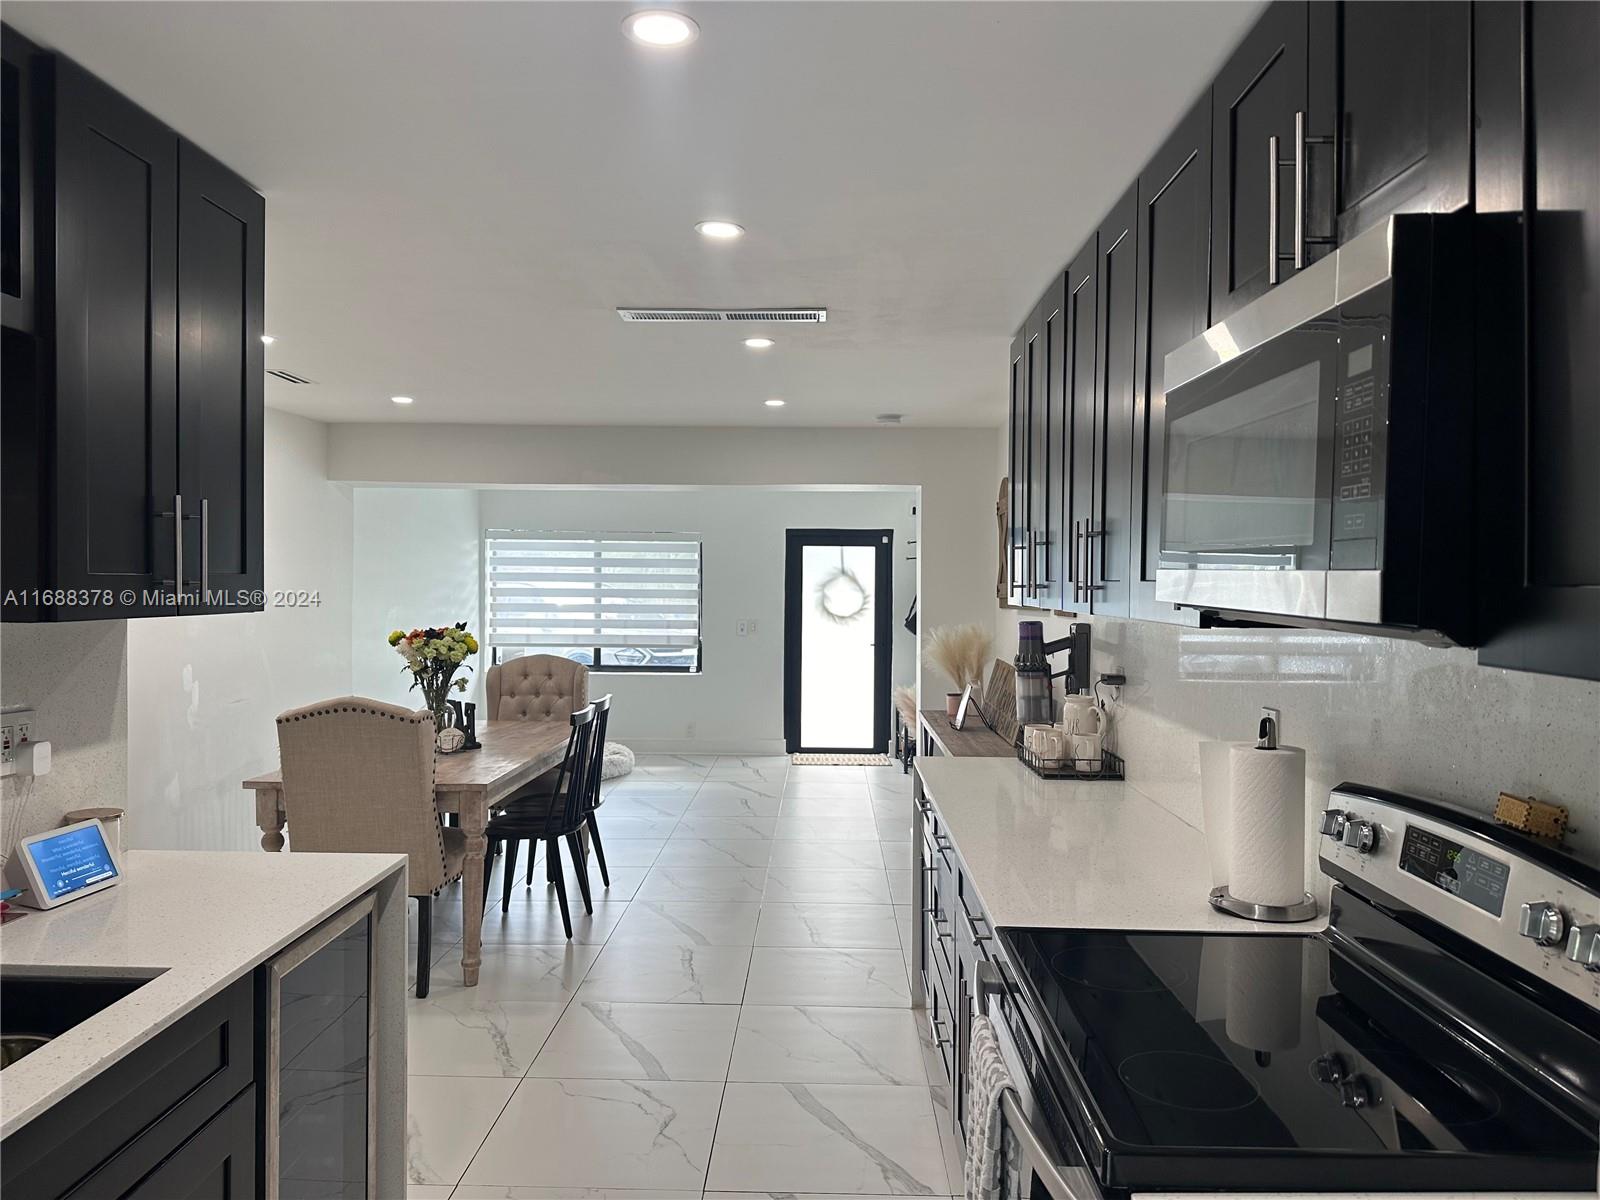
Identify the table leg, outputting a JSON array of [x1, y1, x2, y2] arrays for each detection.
[[459, 793, 487, 987], [254, 788, 286, 852]]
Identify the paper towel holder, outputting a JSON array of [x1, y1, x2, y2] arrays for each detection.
[[1208, 885, 1318, 922]]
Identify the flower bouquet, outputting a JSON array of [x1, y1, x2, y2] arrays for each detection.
[[388, 623, 479, 739]]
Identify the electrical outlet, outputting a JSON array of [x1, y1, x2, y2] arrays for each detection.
[[747, 619, 759, 635], [736, 620, 749, 637]]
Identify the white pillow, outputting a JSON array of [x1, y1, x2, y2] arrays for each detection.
[[601, 742, 635, 780]]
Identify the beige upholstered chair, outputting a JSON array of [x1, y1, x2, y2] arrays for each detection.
[[275, 696, 464, 997], [485, 654, 589, 722]]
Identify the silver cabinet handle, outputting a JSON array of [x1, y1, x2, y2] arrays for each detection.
[[1268, 132, 1281, 285], [1071, 520, 1081, 603], [1025, 530, 1037, 596], [1292, 111, 1306, 270], [965, 910, 992, 943], [199, 497, 209, 603], [157, 493, 193, 599], [1082, 524, 1106, 593]]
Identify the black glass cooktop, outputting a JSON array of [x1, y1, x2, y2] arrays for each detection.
[[998, 913, 1600, 1192]]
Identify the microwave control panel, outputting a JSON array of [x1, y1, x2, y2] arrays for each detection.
[[1331, 294, 1390, 571]]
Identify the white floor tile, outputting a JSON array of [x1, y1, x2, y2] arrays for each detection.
[[764, 867, 893, 905], [686, 791, 784, 817], [596, 793, 691, 818], [406, 994, 567, 1078], [768, 840, 886, 870], [476, 892, 629, 946], [607, 900, 762, 948], [870, 791, 915, 826], [881, 842, 918, 872], [782, 781, 874, 799], [602, 779, 700, 796], [775, 817, 882, 841], [405, 1186, 454, 1200], [405, 1075, 516, 1186], [701, 771, 789, 794], [634, 753, 718, 770], [865, 767, 916, 792], [426, 942, 601, 1002], [730, 1006, 928, 1085], [706, 1082, 947, 1195], [455, 1188, 700, 1199], [653, 837, 774, 868], [780, 794, 876, 818], [787, 765, 868, 781], [587, 815, 680, 839], [579, 942, 753, 1003], [578, 838, 664, 866], [671, 814, 778, 840], [529, 1000, 739, 1081], [462, 1077, 721, 1190], [637, 865, 768, 904], [886, 869, 915, 906], [755, 903, 902, 949], [714, 755, 791, 770], [744, 947, 912, 1008]]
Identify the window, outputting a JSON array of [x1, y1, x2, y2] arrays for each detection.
[[485, 531, 703, 673]]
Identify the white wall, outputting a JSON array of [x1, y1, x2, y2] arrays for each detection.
[[988, 429, 1600, 866], [0, 621, 128, 866], [124, 410, 355, 850], [351, 487, 482, 709], [476, 487, 918, 751], [328, 423, 996, 698]]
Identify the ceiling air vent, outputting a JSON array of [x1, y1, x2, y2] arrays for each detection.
[[266, 369, 315, 385], [617, 307, 827, 323]]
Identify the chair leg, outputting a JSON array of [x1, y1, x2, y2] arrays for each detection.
[[416, 896, 432, 999], [547, 843, 557, 885], [586, 814, 611, 888], [546, 837, 573, 938], [566, 832, 594, 914], [526, 838, 538, 888], [502, 839, 520, 914]]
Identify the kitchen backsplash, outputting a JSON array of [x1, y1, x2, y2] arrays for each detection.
[[0, 622, 129, 865], [998, 609, 1600, 866]]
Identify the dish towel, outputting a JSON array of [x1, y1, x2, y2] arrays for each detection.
[[964, 1013, 1013, 1200]]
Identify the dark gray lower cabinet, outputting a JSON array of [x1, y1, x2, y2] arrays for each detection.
[[1, 978, 256, 1199]]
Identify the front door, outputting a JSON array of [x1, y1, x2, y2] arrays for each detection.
[[783, 529, 892, 754]]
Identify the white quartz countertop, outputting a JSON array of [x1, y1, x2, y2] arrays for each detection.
[[914, 757, 1326, 934], [0, 848, 406, 1139]]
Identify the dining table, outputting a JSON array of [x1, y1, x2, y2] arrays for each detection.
[[242, 718, 572, 987]]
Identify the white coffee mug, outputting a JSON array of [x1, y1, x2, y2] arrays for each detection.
[[1069, 730, 1104, 768], [1062, 695, 1106, 737], [1024, 723, 1053, 754], [1038, 727, 1070, 761]]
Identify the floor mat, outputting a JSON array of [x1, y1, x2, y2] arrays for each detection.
[[790, 752, 895, 766]]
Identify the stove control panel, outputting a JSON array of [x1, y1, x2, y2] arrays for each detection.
[[1320, 786, 1600, 1011]]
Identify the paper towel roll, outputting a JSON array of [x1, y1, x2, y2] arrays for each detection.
[[1224, 937, 1303, 1052], [1227, 743, 1307, 907], [1198, 741, 1239, 888]]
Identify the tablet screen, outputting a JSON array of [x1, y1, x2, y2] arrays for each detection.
[[26, 823, 118, 901]]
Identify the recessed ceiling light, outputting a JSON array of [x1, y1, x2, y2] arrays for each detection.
[[764, 398, 786, 408], [260, 334, 276, 345], [623, 10, 699, 48], [744, 337, 774, 350], [695, 220, 744, 240], [390, 395, 415, 406]]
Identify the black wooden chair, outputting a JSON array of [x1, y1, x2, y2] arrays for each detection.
[[482, 701, 599, 938], [527, 693, 612, 893]]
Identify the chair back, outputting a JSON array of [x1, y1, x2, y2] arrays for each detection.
[[275, 697, 453, 895], [485, 654, 589, 722], [553, 702, 600, 830], [579, 694, 613, 819]]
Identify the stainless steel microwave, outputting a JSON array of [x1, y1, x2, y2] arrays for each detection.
[[1157, 213, 1477, 644]]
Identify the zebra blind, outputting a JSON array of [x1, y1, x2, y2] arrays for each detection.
[[484, 531, 703, 670]]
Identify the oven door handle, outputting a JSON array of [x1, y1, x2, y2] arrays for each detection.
[[998, 1087, 1098, 1200]]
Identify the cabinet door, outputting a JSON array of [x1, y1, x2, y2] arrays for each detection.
[[178, 140, 264, 614], [2, 26, 38, 334], [51, 56, 178, 616], [117, 1088, 257, 1200], [1006, 324, 1028, 606], [1210, 1, 1310, 320], [1063, 238, 1097, 610], [1323, 1, 1470, 241], [1091, 187, 1137, 618], [1475, 0, 1600, 680], [1029, 277, 1067, 610], [1129, 95, 1211, 625], [1020, 303, 1044, 607]]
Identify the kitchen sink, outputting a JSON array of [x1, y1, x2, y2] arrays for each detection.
[[0, 972, 159, 1068]]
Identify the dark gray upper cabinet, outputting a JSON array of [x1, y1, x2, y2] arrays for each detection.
[[1088, 188, 1137, 619], [48, 53, 180, 619], [178, 141, 265, 615], [1315, 1, 1471, 241], [0, 30, 264, 622], [1210, 1, 1310, 321], [1063, 239, 1097, 612], [2, 27, 37, 334], [1474, 0, 1600, 680], [1025, 277, 1066, 610], [1129, 93, 1211, 626], [1007, 323, 1028, 606]]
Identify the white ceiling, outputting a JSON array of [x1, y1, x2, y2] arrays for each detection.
[[8, 1, 1263, 427]]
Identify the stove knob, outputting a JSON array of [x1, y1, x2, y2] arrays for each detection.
[[1313, 1053, 1347, 1085], [1518, 901, 1566, 947], [1341, 819, 1379, 855], [1319, 809, 1348, 839], [1566, 923, 1600, 972], [1339, 1077, 1374, 1109]]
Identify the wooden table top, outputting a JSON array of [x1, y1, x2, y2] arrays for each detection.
[[919, 708, 1016, 758], [243, 718, 572, 796]]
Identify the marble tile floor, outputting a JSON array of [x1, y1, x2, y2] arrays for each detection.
[[404, 755, 960, 1199]]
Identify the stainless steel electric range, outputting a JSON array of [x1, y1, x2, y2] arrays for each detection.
[[981, 784, 1600, 1197]]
